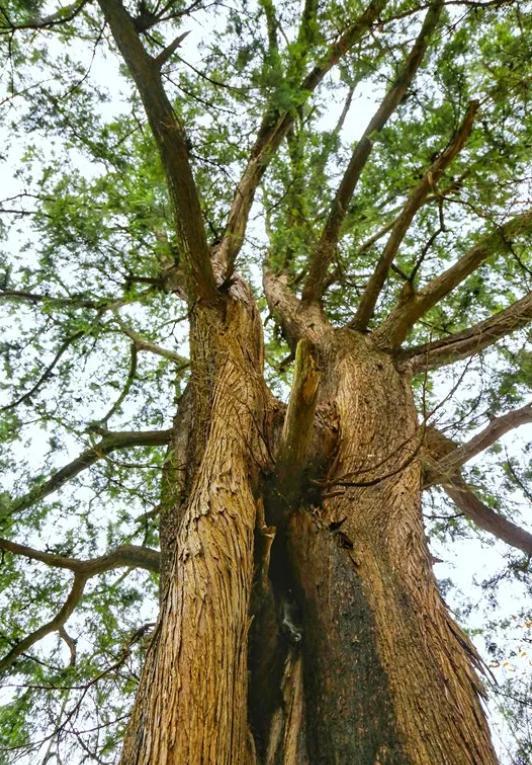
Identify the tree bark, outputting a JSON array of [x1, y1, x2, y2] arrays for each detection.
[[283, 328, 498, 764], [120, 283, 270, 764], [120, 291, 498, 764]]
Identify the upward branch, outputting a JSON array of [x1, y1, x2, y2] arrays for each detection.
[[301, 0, 444, 303], [214, 0, 388, 276], [375, 209, 532, 348], [423, 423, 532, 556], [424, 403, 532, 485], [443, 476, 532, 557], [351, 100, 479, 330], [402, 292, 532, 372], [96, 0, 217, 304]]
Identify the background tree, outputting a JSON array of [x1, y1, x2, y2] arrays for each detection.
[[0, 0, 531, 763]]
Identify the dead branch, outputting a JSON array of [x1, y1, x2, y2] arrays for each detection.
[[272, 339, 321, 516]]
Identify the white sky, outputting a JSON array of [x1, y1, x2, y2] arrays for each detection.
[[0, 3, 531, 763]]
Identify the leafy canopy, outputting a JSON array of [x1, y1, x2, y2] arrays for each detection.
[[0, 0, 530, 762]]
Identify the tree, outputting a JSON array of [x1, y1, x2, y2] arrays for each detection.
[[0, 0, 530, 762]]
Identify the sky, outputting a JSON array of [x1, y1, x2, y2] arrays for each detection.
[[0, 2, 531, 763]]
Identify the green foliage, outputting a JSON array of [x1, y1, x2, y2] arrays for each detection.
[[0, 0, 530, 762]]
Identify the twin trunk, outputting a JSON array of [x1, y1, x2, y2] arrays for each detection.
[[120, 288, 497, 765]]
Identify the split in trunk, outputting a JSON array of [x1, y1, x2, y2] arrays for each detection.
[[121, 287, 498, 765]]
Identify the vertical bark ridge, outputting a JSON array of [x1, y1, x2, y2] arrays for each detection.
[[120, 289, 269, 765]]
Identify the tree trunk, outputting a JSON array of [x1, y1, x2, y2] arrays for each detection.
[[120, 284, 270, 764], [120, 291, 498, 764], [283, 328, 497, 764]]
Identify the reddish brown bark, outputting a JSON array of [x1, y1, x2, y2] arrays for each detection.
[[283, 328, 497, 764]]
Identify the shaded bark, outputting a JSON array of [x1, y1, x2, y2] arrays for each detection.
[[281, 328, 497, 764]]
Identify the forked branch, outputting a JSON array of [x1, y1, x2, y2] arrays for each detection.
[[0, 573, 87, 675], [263, 271, 329, 346], [112, 313, 189, 366], [302, 0, 445, 303], [0, 539, 159, 674]]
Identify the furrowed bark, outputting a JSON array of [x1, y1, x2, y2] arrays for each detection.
[[120, 284, 269, 765], [301, 0, 444, 303], [119, 272, 501, 763], [285, 327, 497, 764]]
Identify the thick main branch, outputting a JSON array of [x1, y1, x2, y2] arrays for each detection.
[[443, 476, 532, 556], [0, 537, 160, 574], [97, 0, 217, 303], [424, 404, 532, 485]]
